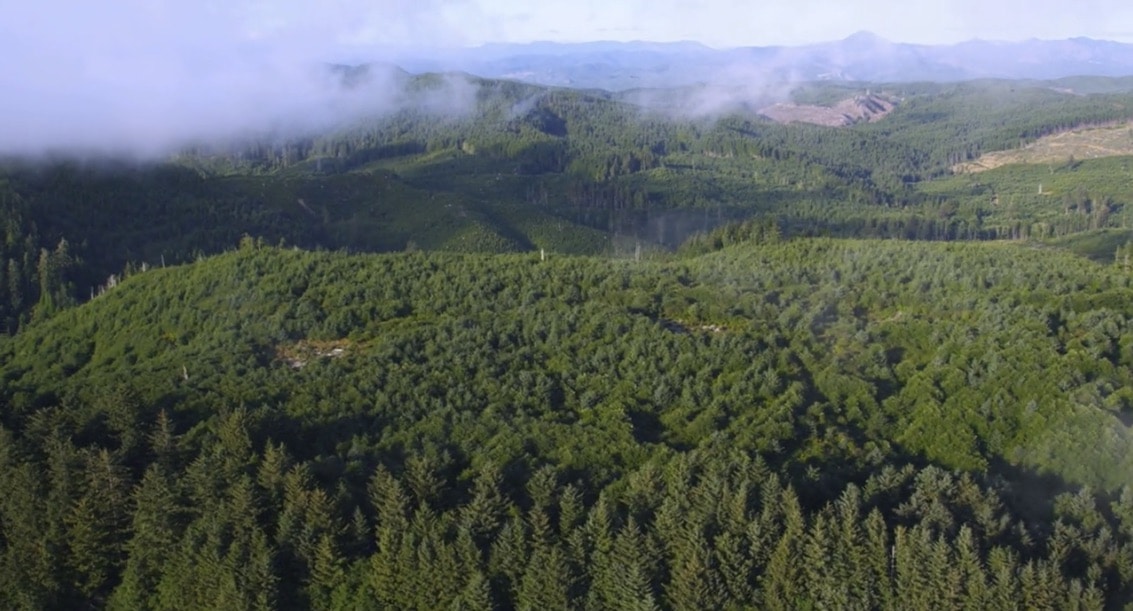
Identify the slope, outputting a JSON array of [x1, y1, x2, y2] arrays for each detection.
[[4, 239, 1133, 489], [3, 240, 1133, 606], [953, 122, 1133, 173]]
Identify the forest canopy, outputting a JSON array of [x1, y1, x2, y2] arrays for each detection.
[[5, 73, 1133, 609]]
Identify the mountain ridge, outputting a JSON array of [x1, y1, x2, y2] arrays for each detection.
[[392, 33, 1133, 90]]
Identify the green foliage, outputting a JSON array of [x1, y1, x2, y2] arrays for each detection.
[[4, 76, 1133, 333], [0, 239, 1130, 606], [5, 73, 1133, 608]]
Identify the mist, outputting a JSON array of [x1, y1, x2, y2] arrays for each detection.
[[0, 0, 485, 159], [618, 63, 805, 119], [6, 0, 1133, 160], [0, 50, 492, 160]]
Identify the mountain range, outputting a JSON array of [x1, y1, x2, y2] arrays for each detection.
[[387, 32, 1133, 90]]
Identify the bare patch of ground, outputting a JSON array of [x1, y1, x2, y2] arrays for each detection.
[[660, 319, 727, 334], [276, 339, 351, 369], [954, 122, 1133, 173], [759, 94, 897, 127]]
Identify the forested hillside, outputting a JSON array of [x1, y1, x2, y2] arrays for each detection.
[[6, 69, 1133, 609], [3, 240, 1133, 608], [5, 73, 1133, 333]]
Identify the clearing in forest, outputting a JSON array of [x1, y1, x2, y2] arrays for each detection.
[[759, 94, 896, 127], [954, 122, 1133, 173]]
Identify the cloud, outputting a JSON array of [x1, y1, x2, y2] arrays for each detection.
[[0, 0, 484, 157], [1, 0, 1130, 157]]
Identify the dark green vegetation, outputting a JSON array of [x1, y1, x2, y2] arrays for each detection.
[[6, 72, 1133, 609], [4, 241, 1133, 609], [5, 74, 1133, 331]]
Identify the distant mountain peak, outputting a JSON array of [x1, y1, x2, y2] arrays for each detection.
[[402, 34, 1133, 91], [842, 31, 890, 45]]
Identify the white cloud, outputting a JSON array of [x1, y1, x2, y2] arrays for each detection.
[[0, 0, 1130, 155]]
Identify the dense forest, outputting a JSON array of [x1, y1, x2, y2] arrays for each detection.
[[6, 71, 1133, 608], [4, 74, 1133, 318], [5, 241, 1133, 609]]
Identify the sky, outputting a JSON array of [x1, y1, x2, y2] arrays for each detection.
[[4, 0, 1133, 61], [2, 0, 1133, 155], [126, 0, 1133, 49], [442, 0, 1133, 47]]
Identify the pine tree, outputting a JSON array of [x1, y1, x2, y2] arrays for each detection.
[[986, 547, 1020, 611], [582, 496, 618, 610], [488, 516, 530, 603], [0, 458, 61, 609], [601, 519, 660, 611], [559, 483, 585, 536], [108, 464, 185, 611], [369, 466, 409, 607], [953, 525, 988, 609], [6, 258, 22, 323], [402, 524, 452, 609], [34, 248, 55, 320], [67, 449, 131, 603], [244, 529, 281, 611], [214, 407, 256, 479], [926, 534, 960, 608], [148, 410, 180, 470], [761, 487, 804, 611], [834, 484, 869, 606], [517, 544, 574, 611], [462, 462, 509, 546], [864, 504, 894, 609], [664, 540, 719, 611], [405, 453, 444, 510], [450, 570, 495, 611], [256, 442, 291, 510], [308, 533, 346, 607], [893, 525, 936, 611], [803, 512, 841, 608], [526, 464, 560, 510], [43, 430, 83, 598], [750, 473, 785, 572], [713, 531, 754, 606]]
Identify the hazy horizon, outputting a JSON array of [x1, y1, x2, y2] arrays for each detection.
[[4, 0, 1133, 156]]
